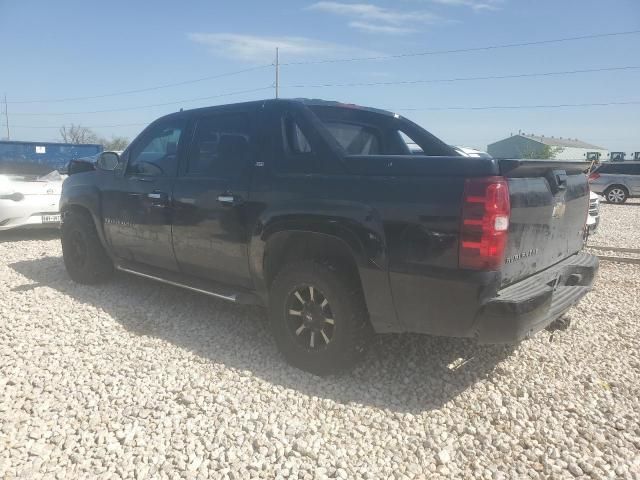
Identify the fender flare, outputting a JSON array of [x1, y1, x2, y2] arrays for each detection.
[[249, 215, 402, 333], [60, 184, 111, 257]]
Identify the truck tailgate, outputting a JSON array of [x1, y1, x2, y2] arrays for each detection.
[[499, 159, 590, 287]]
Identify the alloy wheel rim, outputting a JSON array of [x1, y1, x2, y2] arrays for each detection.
[[608, 189, 625, 203], [286, 285, 335, 351]]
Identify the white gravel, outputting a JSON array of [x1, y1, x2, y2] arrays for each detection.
[[588, 198, 640, 250], [1, 227, 639, 479]]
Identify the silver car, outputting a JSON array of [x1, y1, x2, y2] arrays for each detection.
[[0, 170, 64, 230], [589, 162, 640, 204]]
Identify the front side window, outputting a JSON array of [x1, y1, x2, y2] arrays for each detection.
[[128, 120, 184, 176], [187, 113, 251, 177]]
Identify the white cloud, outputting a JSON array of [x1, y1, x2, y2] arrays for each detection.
[[348, 21, 415, 35], [426, 0, 503, 11], [188, 33, 378, 63], [308, 2, 439, 34]]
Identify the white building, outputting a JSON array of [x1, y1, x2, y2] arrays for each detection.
[[487, 134, 608, 160]]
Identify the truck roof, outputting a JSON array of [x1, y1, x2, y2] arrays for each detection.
[[159, 98, 398, 123]]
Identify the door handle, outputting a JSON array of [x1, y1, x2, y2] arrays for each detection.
[[131, 176, 154, 183], [147, 191, 169, 207], [217, 194, 236, 205]]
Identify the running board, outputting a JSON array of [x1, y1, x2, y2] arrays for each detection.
[[114, 263, 262, 305]]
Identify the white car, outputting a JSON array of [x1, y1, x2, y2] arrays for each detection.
[[587, 191, 600, 234], [0, 170, 64, 231]]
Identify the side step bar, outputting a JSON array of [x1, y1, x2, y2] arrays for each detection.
[[114, 263, 262, 305]]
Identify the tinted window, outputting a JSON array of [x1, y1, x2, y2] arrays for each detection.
[[399, 130, 423, 154], [286, 120, 312, 154], [187, 113, 251, 177], [128, 120, 184, 176], [278, 113, 318, 174], [598, 163, 639, 175], [308, 105, 456, 157], [323, 122, 380, 155]]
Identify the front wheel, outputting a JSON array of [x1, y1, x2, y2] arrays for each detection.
[[268, 260, 371, 375], [605, 186, 628, 204], [61, 210, 113, 284]]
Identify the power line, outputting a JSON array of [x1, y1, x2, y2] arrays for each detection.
[[281, 29, 640, 66], [5, 29, 639, 106], [5, 65, 272, 105], [11, 100, 640, 129], [10, 122, 149, 129], [12, 65, 640, 117], [282, 65, 640, 89], [9, 86, 273, 116], [391, 100, 640, 111]]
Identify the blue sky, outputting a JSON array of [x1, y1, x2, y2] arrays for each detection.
[[1, 0, 639, 152]]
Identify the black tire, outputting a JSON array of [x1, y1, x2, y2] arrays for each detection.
[[268, 260, 372, 375], [604, 185, 628, 204], [61, 209, 113, 284]]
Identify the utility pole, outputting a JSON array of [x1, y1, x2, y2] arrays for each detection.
[[275, 47, 280, 99], [2, 94, 9, 140]]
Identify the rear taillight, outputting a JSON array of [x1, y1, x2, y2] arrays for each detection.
[[459, 176, 510, 270], [588, 173, 600, 182]]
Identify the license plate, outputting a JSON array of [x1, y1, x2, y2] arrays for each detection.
[[42, 214, 61, 224]]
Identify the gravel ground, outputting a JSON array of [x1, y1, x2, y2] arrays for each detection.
[[1, 228, 639, 479], [588, 198, 640, 250]]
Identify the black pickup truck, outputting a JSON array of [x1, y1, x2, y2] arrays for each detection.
[[60, 99, 598, 374]]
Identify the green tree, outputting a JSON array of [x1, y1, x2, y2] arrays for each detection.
[[521, 145, 564, 159]]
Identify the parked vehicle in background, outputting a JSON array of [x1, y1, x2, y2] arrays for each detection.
[[609, 152, 626, 162], [60, 99, 598, 374], [587, 191, 600, 234], [453, 146, 492, 158], [588, 162, 640, 203], [0, 141, 102, 230]]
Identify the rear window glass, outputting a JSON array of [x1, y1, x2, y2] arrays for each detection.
[[323, 122, 380, 155], [308, 105, 456, 157]]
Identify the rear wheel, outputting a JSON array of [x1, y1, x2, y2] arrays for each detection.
[[268, 260, 371, 375], [605, 186, 628, 204], [61, 210, 113, 284]]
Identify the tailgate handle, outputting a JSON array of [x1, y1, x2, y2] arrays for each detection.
[[547, 170, 568, 194]]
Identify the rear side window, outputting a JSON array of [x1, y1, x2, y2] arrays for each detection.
[[308, 105, 456, 157], [277, 113, 320, 174], [285, 119, 312, 154], [187, 113, 251, 177]]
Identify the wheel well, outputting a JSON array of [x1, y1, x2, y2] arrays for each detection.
[[62, 204, 91, 216], [605, 184, 629, 194], [264, 231, 362, 289]]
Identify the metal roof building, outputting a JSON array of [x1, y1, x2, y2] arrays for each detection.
[[487, 133, 608, 160]]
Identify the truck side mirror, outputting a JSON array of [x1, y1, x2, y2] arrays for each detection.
[[96, 152, 120, 171]]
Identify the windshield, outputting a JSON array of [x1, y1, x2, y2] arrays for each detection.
[[0, 142, 102, 175], [308, 105, 458, 157]]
